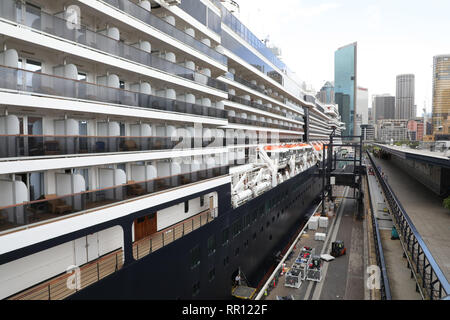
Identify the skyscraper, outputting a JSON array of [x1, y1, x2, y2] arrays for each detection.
[[432, 55, 450, 139], [395, 74, 415, 119], [373, 94, 395, 120], [316, 81, 334, 104], [335, 42, 357, 136], [357, 87, 369, 124]]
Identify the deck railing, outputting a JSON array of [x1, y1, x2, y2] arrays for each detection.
[[133, 209, 215, 260], [8, 249, 124, 300], [365, 166, 391, 300], [0, 0, 227, 91], [102, 0, 227, 66], [0, 65, 227, 119], [0, 134, 220, 158], [367, 151, 450, 300], [0, 166, 228, 233], [7, 209, 216, 300]]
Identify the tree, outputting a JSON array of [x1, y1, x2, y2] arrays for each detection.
[[443, 196, 450, 210]]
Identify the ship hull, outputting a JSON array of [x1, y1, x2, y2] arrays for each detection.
[[69, 165, 322, 300]]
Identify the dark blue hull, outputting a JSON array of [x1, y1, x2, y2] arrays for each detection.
[[69, 165, 322, 299]]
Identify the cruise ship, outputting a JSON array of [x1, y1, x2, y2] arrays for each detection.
[[0, 0, 344, 299]]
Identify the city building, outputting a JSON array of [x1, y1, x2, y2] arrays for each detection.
[[432, 55, 450, 140], [361, 124, 375, 141], [407, 119, 424, 141], [373, 94, 395, 120], [355, 86, 368, 136], [395, 74, 415, 120], [334, 42, 357, 136], [0, 0, 341, 300], [316, 81, 334, 104], [376, 119, 408, 142]]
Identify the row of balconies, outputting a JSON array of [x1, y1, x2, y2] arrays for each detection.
[[0, 0, 227, 92], [224, 71, 306, 120], [0, 159, 228, 233], [227, 115, 303, 132], [228, 94, 304, 123], [102, 0, 227, 65], [0, 64, 227, 119]]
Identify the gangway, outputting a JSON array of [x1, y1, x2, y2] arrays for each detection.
[[231, 268, 256, 300]]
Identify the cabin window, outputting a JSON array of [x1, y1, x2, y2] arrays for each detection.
[[207, 235, 216, 255], [184, 200, 189, 213], [190, 245, 200, 269], [208, 268, 215, 282], [192, 282, 200, 297], [222, 227, 229, 246], [232, 218, 242, 238]]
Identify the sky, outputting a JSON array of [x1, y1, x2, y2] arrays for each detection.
[[235, 0, 450, 116]]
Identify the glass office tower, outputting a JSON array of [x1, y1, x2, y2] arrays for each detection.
[[334, 42, 357, 136], [432, 55, 450, 139]]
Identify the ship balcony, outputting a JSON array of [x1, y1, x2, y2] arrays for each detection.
[[227, 95, 305, 125], [0, 0, 227, 92], [6, 207, 215, 300], [0, 165, 228, 234], [228, 94, 285, 117], [0, 65, 227, 119], [227, 116, 303, 132], [0, 134, 218, 159], [222, 74, 305, 119], [92, 0, 227, 66]]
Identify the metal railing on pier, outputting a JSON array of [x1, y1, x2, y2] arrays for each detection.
[[365, 167, 391, 299], [367, 151, 450, 300]]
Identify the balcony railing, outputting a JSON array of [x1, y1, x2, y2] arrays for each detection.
[[233, 74, 267, 95], [0, 65, 227, 119], [228, 116, 303, 132], [228, 94, 285, 117], [0, 0, 227, 92], [0, 134, 222, 158], [8, 249, 124, 300], [8, 209, 216, 300], [133, 209, 215, 260], [102, 0, 227, 66], [0, 166, 229, 233]]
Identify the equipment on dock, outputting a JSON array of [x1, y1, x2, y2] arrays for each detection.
[[314, 232, 326, 241], [306, 255, 322, 282], [284, 246, 315, 288], [284, 266, 302, 288], [330, 240, 346, 257]]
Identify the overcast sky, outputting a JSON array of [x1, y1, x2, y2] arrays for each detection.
[[236, 0, 450, 115]]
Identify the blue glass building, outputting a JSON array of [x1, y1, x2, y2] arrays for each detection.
[[334, 42, 357, 136]]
